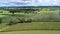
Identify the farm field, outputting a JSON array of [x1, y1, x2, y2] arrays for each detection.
[[0, 10, 60, 34]]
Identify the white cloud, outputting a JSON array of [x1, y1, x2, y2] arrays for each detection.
[[0, 0, 60, 6]]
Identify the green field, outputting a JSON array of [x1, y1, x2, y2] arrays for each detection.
[[0, 22, 60, 32], [0, 10, 60, 34], [1, 30, 60, 34]]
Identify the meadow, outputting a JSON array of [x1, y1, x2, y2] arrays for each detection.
[[1, 30, 60, 34], [0, 10, 60, 34]]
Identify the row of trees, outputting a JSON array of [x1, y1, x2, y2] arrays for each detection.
[[1, 8, 60, 15], [9, 9, 39, 15]]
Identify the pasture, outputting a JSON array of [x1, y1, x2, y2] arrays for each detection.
[[0, 10, 60, 34], [0, 30, 60, 34]]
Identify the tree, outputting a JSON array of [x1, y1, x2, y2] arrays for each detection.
[[10, 11, 16, 15]]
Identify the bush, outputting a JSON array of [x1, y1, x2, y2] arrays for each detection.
[[7, 17, 32, 26], [7, 17, 21, 26], [0, 18, 2, 24], [25, 18, 32, 23]]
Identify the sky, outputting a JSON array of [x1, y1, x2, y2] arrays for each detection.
[[0, 0, 60, 7]]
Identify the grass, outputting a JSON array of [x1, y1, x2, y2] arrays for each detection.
[[1, 30, 60, 34], [0, 13, 34, 29], [31, 11, 60, 21], [0, 23, 7, 29], [0, 11, 60, 32], [0, 22, 60, 32]]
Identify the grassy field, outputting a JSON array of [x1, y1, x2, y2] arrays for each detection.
[[0, 11, 60, 34], [1, 22, 60, 32], [1, 30, 60, 34]]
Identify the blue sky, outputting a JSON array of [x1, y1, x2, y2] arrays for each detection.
[[0, 0, 60, 7]]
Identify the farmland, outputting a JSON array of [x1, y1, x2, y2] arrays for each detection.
[[0, 9, 60, 34]]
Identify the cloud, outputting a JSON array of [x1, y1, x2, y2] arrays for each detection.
[[0, 0, 60, 7]]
